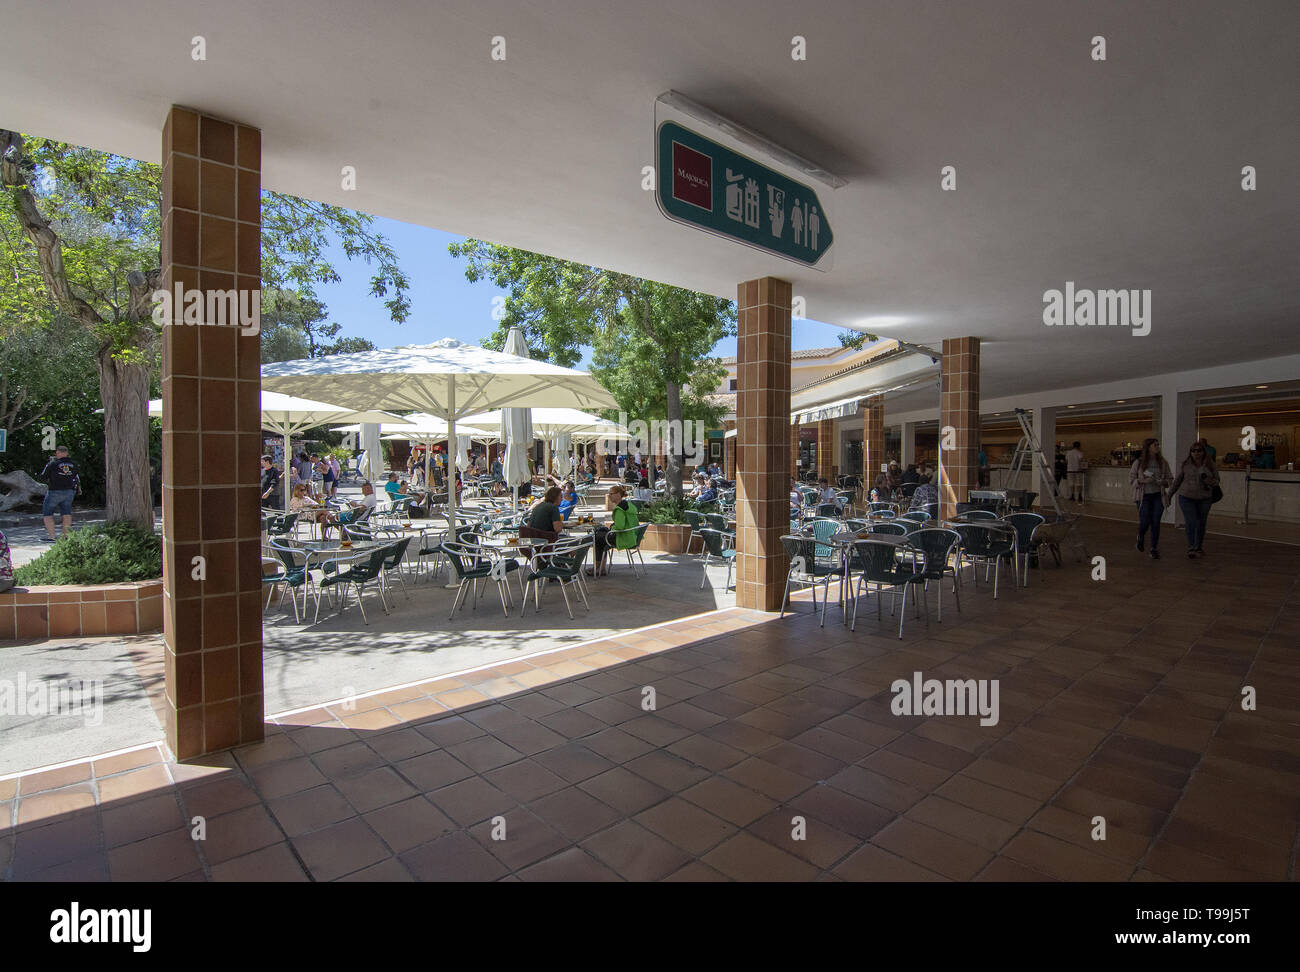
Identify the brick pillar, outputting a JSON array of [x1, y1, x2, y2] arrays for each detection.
[[723, 420, 736, 480], [160, 107, 264, 760], [735, 277, 792, 612], [939, 337, 980, 521], [863, 396, 885, 491], [790, 420, 800, 478], [817, 419, 836, 481]]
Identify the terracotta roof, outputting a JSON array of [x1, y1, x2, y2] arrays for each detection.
[[718, 345, 848, 366]]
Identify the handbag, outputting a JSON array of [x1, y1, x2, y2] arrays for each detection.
[[1210, 483, 1224, 504]]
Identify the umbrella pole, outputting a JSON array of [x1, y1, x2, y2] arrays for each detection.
[[445, 377, 459, 588], [283, 426, 291, 512]]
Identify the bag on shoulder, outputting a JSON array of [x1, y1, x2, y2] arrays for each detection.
[[1210, 483, 1224, 504]]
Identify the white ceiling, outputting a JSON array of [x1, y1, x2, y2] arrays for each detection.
[[4, 0, 1297, 405]]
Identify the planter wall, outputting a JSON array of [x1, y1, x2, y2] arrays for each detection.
[[0, 580, 163, 640], [639, 523, 694, 554]]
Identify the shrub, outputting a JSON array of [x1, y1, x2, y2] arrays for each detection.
[[641, 495, 718, 524], [14, 522, 162, 586]]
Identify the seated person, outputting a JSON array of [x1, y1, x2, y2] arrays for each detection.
[[289, 483, 333, 537], [623, 463, 640, 485], [631, 475, 653, 503], [384, 472, 404, 502], [817, 478, 838, 504], [697, 478, 719, 505], [520, 485, 564, 544], [557, 482, 579, 520], [901, 464, 920, 485], [909, 476, 938, 511], [324, 481, 378, 531], [590, 484, 638, 576]]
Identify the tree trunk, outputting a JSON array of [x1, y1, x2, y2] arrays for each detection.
[[97, 346, 154, 528], [665, 376, 684, 500]]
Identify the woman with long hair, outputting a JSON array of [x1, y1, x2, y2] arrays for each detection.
[[1130, 437, 1172, 559], [289, 482, 332, 538], [1170, 439, 1219, 558]]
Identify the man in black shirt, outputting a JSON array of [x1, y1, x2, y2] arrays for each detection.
[[40, 445, 81, 541], [260, 455, 282, 509]]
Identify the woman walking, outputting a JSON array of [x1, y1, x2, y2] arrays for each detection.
[[1130, 437, 1172, 559], [1170, 439, 1219, 558]]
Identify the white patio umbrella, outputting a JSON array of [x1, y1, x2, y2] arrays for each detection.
[[262, 337, 616, 525], [142, 391, 409, 510]]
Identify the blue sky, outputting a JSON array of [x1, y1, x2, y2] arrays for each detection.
[[314, 215, 856, 363]]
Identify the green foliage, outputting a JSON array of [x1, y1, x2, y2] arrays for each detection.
[[448, 240, 737, 468], [3, 132, 407, 522], [837, 329, 877, 349], [262, 193, 411, 324], [14, 522, 162, 585], [640, 495, 717, 525], [260, 286, 376, 363]]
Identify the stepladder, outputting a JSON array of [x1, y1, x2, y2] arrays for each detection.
[[1010, 408, 1090, 562]]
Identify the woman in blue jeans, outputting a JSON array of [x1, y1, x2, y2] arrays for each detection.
[[1129, 438, 1172, 559], [1170, 440, 1218, 558]]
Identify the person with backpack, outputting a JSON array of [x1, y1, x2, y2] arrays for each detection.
[[1130, 437, 1172, 559], [1170, 439, 1219, 558]]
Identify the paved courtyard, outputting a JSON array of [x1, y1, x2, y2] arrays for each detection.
[[3, 516, 1296, 881]]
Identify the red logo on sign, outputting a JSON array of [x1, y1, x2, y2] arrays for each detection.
[[671, 141, 712, 211]]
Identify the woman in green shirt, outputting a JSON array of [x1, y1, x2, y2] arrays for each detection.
[[588, 484, 638, 576]]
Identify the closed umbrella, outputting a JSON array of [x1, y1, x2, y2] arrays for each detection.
[[500, 327, 534, 509]]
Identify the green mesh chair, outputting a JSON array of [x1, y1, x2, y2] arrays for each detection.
[[906, 528, 962, 622], [607, 522, 649, 577], [316, 544, 393, 624], [1004, 512, 1046, 587], [779, 535, 840, 624], [520, 539, 591, 620], [848, 538, 921, 637], [698, 528, 736, 592], [951, 522, 1016, 598], [441, 539, 521, 618], [869, 521, 908, 536], [806, 518, 842, 560], [267, 541, 308, 622]]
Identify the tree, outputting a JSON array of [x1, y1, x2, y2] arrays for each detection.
[[0, 131, 407, 527], [837, 329, 877, 349], [449, 240, 735, 498], [259, 287, 375, 363]]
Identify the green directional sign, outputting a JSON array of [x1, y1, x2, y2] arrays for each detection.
[[656, 120, 833, 267]]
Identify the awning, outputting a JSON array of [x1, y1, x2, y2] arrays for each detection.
[[791, 395, 860, 424]]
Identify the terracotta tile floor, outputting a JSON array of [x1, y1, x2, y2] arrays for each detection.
[[2, 517, 1298, 881]]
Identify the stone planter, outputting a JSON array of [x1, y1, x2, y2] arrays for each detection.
[[0, 580, 163, 640], [640, 523, 693, 554]]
